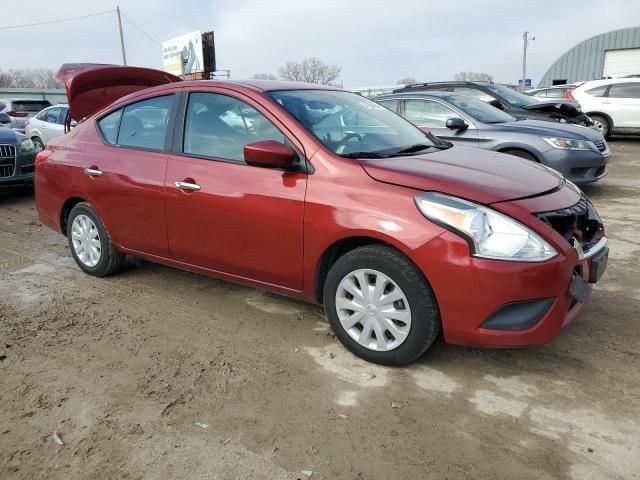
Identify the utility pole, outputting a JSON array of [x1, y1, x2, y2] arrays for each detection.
[[116, 6, 127, 65], [521, 31, 534, 92]]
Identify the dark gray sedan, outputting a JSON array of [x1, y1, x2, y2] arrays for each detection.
[[374, 92, 609, 184]]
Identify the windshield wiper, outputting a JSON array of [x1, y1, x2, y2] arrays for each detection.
[[338, 151, 391, 159], [392, 143, 434, 155]]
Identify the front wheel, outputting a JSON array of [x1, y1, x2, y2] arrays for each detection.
[[323, 245, 440, 366], [32, 137, 45, 153], [67, 202, 124, 277]]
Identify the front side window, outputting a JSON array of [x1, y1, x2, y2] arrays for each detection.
[[97, 109, 123, 145], [183, 92, 286, 162], [608, 83, 640, 99], [268, 90, 436, 157], [445, 95, 515, 124], [117, 95, 173, 150], [377, 99, 399, 113], [454, 86, 495, 103], [404, 99, 457, 128], [484, 84, 536, 107]]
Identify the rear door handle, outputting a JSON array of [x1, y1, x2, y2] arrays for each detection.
[[84, 167, 103, 177], [175, 181, 201, 191]]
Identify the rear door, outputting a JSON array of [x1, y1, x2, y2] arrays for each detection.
[[402, 98, 478, 145], [82, 93, 177, 257], [605, 82, 640, 128], [41, 107, 64, 144], [164, 88, 307, 290]]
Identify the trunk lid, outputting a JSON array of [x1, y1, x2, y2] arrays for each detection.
[[57, 63, 181, 121], [360, 146, 564, 205]]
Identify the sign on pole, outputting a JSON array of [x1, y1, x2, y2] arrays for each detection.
[[162, 31, 204, 76]]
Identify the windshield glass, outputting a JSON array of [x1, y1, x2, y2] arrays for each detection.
[[484, 84, 536, 107], [445, 95, 515, 123], [267, 90, 436, 157]]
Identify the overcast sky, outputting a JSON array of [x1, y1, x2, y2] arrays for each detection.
[[2, 0, 639, 87]]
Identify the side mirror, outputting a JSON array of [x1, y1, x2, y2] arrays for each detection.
[[244, 140, 296, 168], [445, 117, 468, 130], [488, 99, 505, 110]]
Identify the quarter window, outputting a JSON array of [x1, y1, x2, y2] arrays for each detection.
[[183, 92, 286, 162], [404, 99, 457, 128], [377, 99, 399, 113], [117, 95, 173, 150], [97, 109, 123, 145], [585, 85, 608, 97]]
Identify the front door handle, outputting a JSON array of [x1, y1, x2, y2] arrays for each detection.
[[175, 181, 201, 191], [84, 167, 103, 177]]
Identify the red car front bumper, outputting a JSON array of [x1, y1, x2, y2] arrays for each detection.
[[412, 231, 607, 347]]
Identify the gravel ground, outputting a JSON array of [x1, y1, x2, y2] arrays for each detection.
[[1, 140, 639, 480]]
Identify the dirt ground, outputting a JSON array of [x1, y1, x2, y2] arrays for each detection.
[[1, 140, 639, 480]]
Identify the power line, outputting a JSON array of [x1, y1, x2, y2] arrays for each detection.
[[120, 12, 162, 47], [0, 9, 114, 31]]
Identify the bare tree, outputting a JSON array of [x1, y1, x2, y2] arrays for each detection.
[[397, 77, 417, 85], [454, 71, 494, 82], [0, 68, 63, 88], [252, 73, 278, 80], [278, 58, 341, 85]]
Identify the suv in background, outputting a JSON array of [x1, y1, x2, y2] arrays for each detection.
[[568, 79, 640, 137], [393, 82, 593, 127], [0, 99, 52, 133]]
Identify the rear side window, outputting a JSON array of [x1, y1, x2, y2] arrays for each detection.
[[118, 95, 173, 150], [585, 85, 608, 97], [97, 109, 123, 145], [183, 92, 285, 162], [608, 83, 640, 99], [45, 107, 61, 124], [12, 101, 51, 112]]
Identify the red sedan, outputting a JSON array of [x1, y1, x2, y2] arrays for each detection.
[[35, 64, 608, 365]]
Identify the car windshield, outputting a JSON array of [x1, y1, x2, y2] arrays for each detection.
[[267, 90, 439, 158], [445, 95, 515, 123], [484, 84, 537, 107]]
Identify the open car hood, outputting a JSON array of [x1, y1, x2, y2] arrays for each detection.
[[360, 146, 564, 205], [57, 63, 181, 121]]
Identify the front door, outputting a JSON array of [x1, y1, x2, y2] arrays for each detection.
[[165, 90, 307, 290], [403, 98, 479, 145]]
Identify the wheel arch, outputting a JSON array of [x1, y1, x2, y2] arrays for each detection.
[[60, 196, 87, 235], [497, 147, 540, 162], [586, 111, 614, 128]]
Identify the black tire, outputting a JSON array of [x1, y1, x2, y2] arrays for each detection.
[[323, 245, 440, 366], [67, 202, 124, 277], [590, 114, 610, 138], [502, 149, 537, 161], [32, 137, 45, 153]]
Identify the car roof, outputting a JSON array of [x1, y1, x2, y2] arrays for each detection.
[[578, 78, 640, 88], [178, 79, 341, 92], [375, 90, 453, 99]]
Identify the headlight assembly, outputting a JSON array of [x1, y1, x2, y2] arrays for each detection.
[[20, 138, 34, 151], [415, 192, 557, 262], [542, 136, 593, 151]]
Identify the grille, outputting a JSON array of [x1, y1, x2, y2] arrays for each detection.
[[594, 140, 606, 152], [536, 194, 604, 251], [0, 144, 16, 178]]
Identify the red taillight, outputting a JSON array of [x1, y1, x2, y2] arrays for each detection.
[[564, 88, 576, 100], [24, 120, 30, 128], [35, 149, 53, 165], [7, 110, 29, 118]]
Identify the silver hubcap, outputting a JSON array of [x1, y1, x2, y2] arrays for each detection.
[[593, 120, 604, 133], [71, 214, 101, 267], [335, 269, 411, 351]]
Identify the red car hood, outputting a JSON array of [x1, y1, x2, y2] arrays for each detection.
[[57, 63, 181, 121], [360, 146, 564, 205]]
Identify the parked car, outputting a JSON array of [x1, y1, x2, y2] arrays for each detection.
[[24, 104, 70, 151], [393, 82, 593, 127], [374, 92, 609, 184], [566, 78, 640, 137], [37, 64, 609, 365], [0, 112, 11, 128], [0, 99, 52, 133], [0, 127, 36, 190], [525, 84, 582, 99]]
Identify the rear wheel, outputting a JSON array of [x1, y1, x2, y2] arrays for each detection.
[[502, 149, 537, 161], [67, 202, 124, 277], [323, 245, 440, 366], [32, 137, 45, 153], [590, 114, 610, 138]]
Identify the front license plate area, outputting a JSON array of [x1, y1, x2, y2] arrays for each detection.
[[588, 246, 609, 284], [570, 274, 590, 304]]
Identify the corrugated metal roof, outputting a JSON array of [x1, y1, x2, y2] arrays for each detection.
[[538, 26, 640, 87]]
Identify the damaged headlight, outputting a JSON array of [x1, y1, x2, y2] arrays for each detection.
[[542, 136, 593, 151], [415, 193, 557, 262]]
